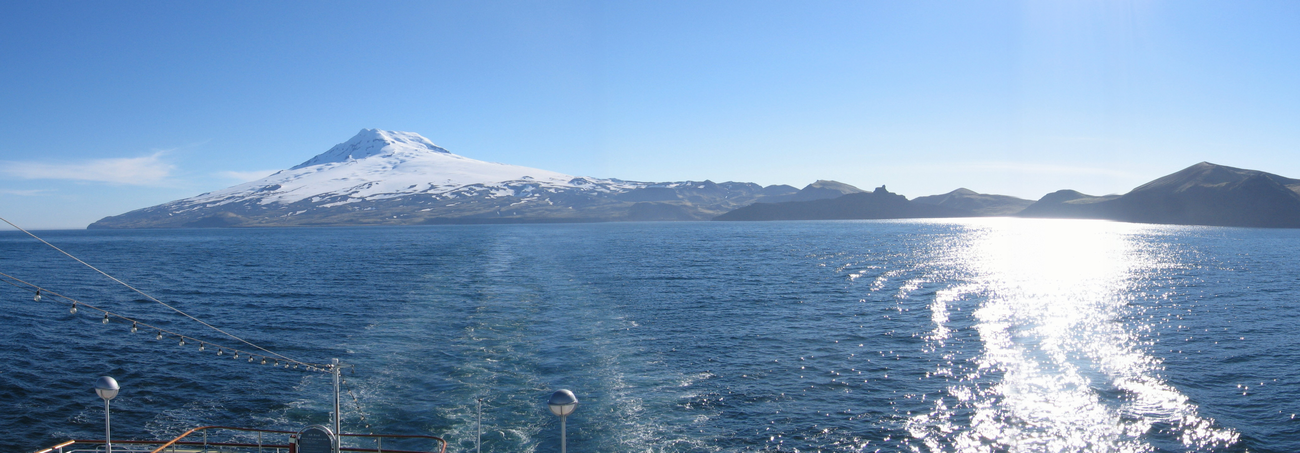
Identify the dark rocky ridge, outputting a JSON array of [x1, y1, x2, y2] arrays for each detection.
[[714, 186, 968, 221], [1017, 190, 1119, 219], [1017, 162, 1300, 228], [711, 162, 1300, 228], [757, 180, 865, 203], [912, 188, 1035, 216]]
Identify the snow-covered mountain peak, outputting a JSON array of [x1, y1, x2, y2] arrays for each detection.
[[291, 128, 450, 169], [88, 128, 789, 228], [184, 128, 620, 207]]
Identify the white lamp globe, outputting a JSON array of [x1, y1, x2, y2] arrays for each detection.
[[548, 389, 577, 417], [94, 376, 120, 401]]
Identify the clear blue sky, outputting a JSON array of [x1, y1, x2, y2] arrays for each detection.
[[2, 1, 1298, 229]]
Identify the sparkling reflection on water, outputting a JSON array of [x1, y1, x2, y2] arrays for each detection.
[[4, 220, 1296, 452], [909, 219, 1237, 452]]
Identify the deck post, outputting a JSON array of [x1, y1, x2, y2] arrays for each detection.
[[476, 398, 482, 453], [104, 399, 112, 453], [333, 358, 341, 453]]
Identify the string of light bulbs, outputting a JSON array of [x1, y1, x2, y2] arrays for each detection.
[[0, 216, 319, 368], [1, 270, 334, 372], [340, 373, 372, 433], [0, 215, 343, 373]]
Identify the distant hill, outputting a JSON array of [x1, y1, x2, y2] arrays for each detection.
[[88, 129, 800, 228], [1017, 190, 1119, 219], [713, 162, 1300, 228], [912, 188, 1034, 216], [1018, 162, 1300, 228], [757, 180, 865, 203], [88, 133, 1300, 230], [714, 186, 965, 221]]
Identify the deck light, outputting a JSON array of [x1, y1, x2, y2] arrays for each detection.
[[156, 331, 163, 340], [94, 376, 119, 453], [34, 290, 41, 302], [179, 338, 186, 346], [70, 302, 77, 314], [103, 314, 109, 324], [548, 390, 578, 453], [130, 322, 137, 333]]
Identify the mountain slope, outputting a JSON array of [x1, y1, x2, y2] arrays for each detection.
[[757, 180, 864, 203], [714, 186, 965, 221], [88, 129, 791, 228], [911, 188, 1034, 216], [1017, 162, 1300, 227], [1016, 190, 1119, 219]]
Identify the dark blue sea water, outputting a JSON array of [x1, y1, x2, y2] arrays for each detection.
[[2, 219, 1299, 453]]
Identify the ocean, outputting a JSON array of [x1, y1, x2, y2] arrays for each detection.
[[1, 219, 1298, 452]]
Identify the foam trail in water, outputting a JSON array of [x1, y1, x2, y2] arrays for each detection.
[[909, 219, 1237, 452]]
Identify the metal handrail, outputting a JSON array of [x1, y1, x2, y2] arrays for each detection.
[[147, 426, 446, 453], [338, 432, 448, 453], [32, 440, 75, 453], [335, 433, 449, 453], [149, 426, 296, 453], [37, 426, 447, 453], [48, 439, 291, 452]]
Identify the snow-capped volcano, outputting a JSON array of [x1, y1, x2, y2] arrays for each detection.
[[89, 129, 796, 228], [291, 129, 453, 169], [187, 128, 603, 207]]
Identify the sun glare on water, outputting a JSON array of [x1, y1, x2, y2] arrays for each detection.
[[908, 219, 1238, 452]]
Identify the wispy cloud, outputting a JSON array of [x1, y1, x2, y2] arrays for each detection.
[[0, 189, 47, 196], [216, 170, 280, 183], [0, 152, 175, 185]]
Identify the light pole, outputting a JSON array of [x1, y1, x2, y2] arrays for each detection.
[[94, 376, 120, 453], [547, 390, 577, 453], [476, 398, 483, 453], [332, 358, 341, 453]]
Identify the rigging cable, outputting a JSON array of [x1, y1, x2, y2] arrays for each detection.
[[1, 216, 324, 369], [0, 270, 327, 371]]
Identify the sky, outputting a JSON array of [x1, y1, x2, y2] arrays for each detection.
[[2, 1, 1298, 229]]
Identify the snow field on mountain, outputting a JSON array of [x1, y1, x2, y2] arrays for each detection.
[[178, 129, 641, 209]]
